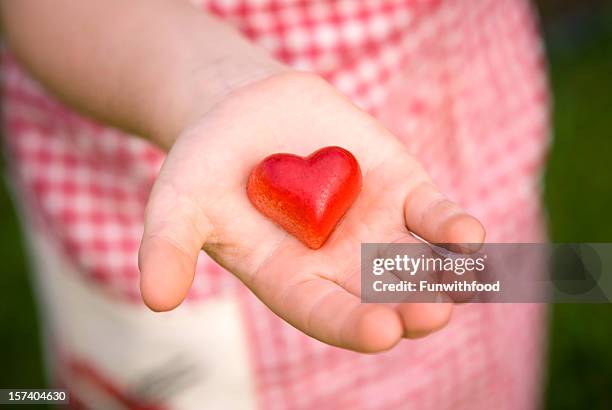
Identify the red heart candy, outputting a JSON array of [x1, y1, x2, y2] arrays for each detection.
[[247, 146, 362, 249]]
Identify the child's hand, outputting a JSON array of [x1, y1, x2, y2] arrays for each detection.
[[139, 72, 485, 353], [0, 0, 483, 352]]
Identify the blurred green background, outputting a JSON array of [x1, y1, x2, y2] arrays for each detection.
[[1, 1, 611, 409], [540, 0, 612, 408]]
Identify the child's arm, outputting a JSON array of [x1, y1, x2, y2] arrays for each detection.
[[1, 0, 485, 352], [0, 0, 284, 148]]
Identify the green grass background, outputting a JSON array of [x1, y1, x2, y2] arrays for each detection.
[[541, 2, 612, 408], [0, 3, 611, 409]]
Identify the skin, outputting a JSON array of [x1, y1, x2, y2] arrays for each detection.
[[1, 0, 485, 353]]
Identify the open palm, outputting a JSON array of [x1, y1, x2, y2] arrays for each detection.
[[139, 73, 485, 353]]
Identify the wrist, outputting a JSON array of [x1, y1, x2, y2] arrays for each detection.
[[147, 51, 289, 151]]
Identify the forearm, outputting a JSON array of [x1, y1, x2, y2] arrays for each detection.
[[0, 0, 286, 149]]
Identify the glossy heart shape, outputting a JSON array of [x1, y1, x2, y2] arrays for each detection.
[[247, 146, 362, 249]]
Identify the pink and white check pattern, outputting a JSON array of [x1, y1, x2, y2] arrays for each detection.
[[2, 0, 550, 409]]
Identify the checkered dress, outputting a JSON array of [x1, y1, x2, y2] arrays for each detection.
[[2, 0, 550, 408]]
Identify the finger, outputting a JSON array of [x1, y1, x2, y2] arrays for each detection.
[[342, 267, 452, 338], [404, 182, 485, 252], [350, 237, 455, 338], [343, 266, 452, 339], [250, 254, 403, 352], [139, 186, 212, 311], [396, 301, 453, 338]]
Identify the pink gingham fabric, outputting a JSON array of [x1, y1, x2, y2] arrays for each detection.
[[2, 0, 550, 409]]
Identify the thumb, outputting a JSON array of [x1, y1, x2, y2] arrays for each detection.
[[138, 186, 212, 311]]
